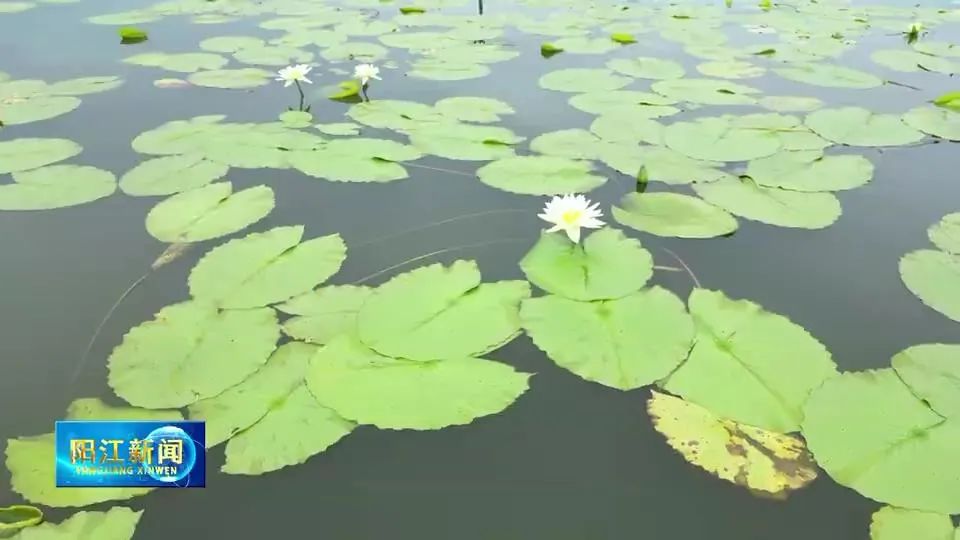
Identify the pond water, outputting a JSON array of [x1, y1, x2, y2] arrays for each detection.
[[2, 0, 960, 538]]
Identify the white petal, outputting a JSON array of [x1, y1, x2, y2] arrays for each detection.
[[545, 224, 563, 233], [565, 226, 581, 243]]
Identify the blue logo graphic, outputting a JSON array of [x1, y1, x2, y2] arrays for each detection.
[[55, 420, 205, 488]]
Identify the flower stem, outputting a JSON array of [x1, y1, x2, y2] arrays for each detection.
[[294, 80, 306, 111]]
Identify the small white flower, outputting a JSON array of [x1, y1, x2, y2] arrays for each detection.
[[354, 63, 381, 86], [538, 194, 604, 244], [276, 64, 313, 87]]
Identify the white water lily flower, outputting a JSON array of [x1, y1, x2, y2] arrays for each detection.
[[276, 64, 313, 87], [538, 194, 605, 244], [354, 63, 381, 86]]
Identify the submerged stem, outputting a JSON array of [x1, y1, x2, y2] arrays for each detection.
[[661, 247, 702, 288], [351, 238, 527, 284]]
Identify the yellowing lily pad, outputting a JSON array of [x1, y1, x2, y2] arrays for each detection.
[[648, 391, 817, 498]]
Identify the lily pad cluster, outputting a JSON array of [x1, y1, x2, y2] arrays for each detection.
[[0, 75, 122, 125]]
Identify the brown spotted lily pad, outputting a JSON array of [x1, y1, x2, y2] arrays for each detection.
[[648, 391, 817, 499]]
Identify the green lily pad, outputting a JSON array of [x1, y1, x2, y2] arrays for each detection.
[[107, 300, 279, 408], [278, 110, 313, 128], [119, 154, 228, 196], [320, 41, 387, 62], [612, 192, 738, 239], [696, 60, 765, 79], [610, 32, 637, 44], [520, 228, 653, 301], [234, 44, 313, 66], [0, 505, 42, 535], [288, 138, 422, 182], [529, 128, 606, 160], [520, 288, 693, 390], [188, 68, 274, 89], [199, 35, 266, 53], [928, 213, 960, 254], [903, 106, 960, 141], [314, 122, 361, 136], [305, 335, 531, 430], [648, 391, 817, 497], [802, 346, 960, 513], [409, 59, 490, 81], [407, 122, 521, 161], [871, 49, 958, 74], [145, 182, 275, 243], [746, 150, 874, 192], [631, 146, 731, 184], [805, 107, 925, 147], [188, 226, 346, 309], [0, 2, 34, 13], [46, 76, 122, 96], [0, 165, 116, 211], [693, 177, 841, 229], [568, 90, 680, 118], [433, 96, 514, 123], [13, 508, 142, 540], [590, 114, 663, 145], [664, 117, 782, 162], [346, 99, 445, 130], [6, 399, 179, 507], [0, 138, 82, 174], [123, 52, 228, 73], [759, 95, 824, 113], [188, 342, 316, 447], [357, 260, 528, 360], [900, 250, 960, 322], [278, 285, 373, 344], [663, 288, 839, 432], [0, 94, 79, 125], [477, 156, 606, 195], [540, 42, 563, 57], [88, 9, 160, 25], [869, 506, 955, 540], [775, 62, 883, 88], [538, 68, 631, 93], [222, 384, 354, 474], [651, 78, 759, 105]]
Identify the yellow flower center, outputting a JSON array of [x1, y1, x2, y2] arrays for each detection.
[[561, 209, 582, 225]]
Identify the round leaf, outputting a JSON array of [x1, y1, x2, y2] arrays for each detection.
[[123, 52, 228, 73], [477, 156, 606, 195], [119, 154, 228, 196], [357, 260, 529, 360], [746, 150, 874, 192], [613, 192, 738, 238], [903, 106, 960, 141], [0, 165, 116, 210], [520, 227, 653, 300], [606, 57, 685, 79], [802, 365, 960, 513], [538, 68, 631, 93], [144, 182, 275, 243], [0, 94, 79, 125], [188, 342, 316, 447], [433, 96, 514, 123], [521, 288, 693, 390], [663, 289, 838, 432], [693, 177, 842, 229], [664, 117, 782, 162], [222, 384, 355, 475], [869, 507, 955, 540], [107, 300, 279, 408], [805, 107, 925, 147], [188, 226, 346, 309], [0, 138, 81, 174], [775, 62, 883, 88], [407, 123, 521, 161], [648, 391, 817, 497], [928, 213, 960, 254], [278, 285, 373, 344], [13, 508, 142, 540], [188, 68, 273, 89], [306, 336, 531, 430], [651, 78, 759, 105], [900, 250, 960, 323]]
